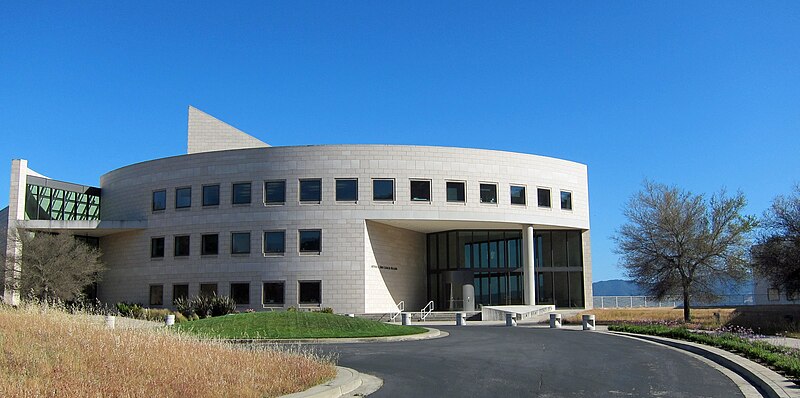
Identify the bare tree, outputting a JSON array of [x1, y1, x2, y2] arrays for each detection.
[[2, 229, 105, 302], [614, 181, 756, 321], [752, 185, 800, 296]]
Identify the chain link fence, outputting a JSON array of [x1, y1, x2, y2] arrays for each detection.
[[592, 295, 759, 309]]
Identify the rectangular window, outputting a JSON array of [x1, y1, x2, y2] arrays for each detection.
[[561, 191, 572, 210], [175, 187, 192, 209], [152, 190, 166, 211], [199, 283, 218, 297], [149, 285, 163, 306], [446, 181, 466, 203], [537, 188, 551, 208], [372, 179, 395, 201], [410, 180, 431, 202], [299, 229, 322, 253], [264, 180, 286, 204], [299, 281, 322, 305], [335, 178, 358, 202], [264, 231, 286, 254], [201, 234, 219, 255], [174, 235, 190, 257], [480, 183, 498, 204], [768, 288, 780, 301], [263, 282, 285, 306], [202, 185, 220, 206], [231, 232, 251, 254], [232, 182, 252, 205], [173, 284, 189, 303], [230, 283, 250, 305], [151, 237, 165, 258], [510, 185, 526, 205], [300, 179, 322, 203]]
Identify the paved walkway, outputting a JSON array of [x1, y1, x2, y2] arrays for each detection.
[[316, 325, 744, 397]]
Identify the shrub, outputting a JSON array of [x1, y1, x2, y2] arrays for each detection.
[[173, 297, 193, 317], [116, 302, 144, 318], [210, 295, 237, 317], [173, 311, 188, 323], [141, 308, 173, 323], [320, 307, 334, 314], [192, 295, 215, 318]]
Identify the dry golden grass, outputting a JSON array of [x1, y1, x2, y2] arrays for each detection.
[[0, 303, 337, 398], [565, 308, 736, 327]]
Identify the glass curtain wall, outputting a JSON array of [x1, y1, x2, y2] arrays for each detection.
[[25, 184, 100, 221], [427, 229, 585, 310]]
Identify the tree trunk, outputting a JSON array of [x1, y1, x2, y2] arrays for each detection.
[[682, 284, 691, 322]]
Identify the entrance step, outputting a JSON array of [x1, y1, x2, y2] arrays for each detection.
[[481, 305, 556, 322], [353, 311, 482, 322]]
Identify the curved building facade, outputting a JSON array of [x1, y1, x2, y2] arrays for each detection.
[[2, 107, 592, 313]]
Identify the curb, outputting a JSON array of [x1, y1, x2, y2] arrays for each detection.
[[226, 327, 447, 345], [281, 366, 369, 398], [607, 331, 800, 398]]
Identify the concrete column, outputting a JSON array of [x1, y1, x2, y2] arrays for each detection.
[[522, 225, 536, 305], [3, 159, 27, 306]]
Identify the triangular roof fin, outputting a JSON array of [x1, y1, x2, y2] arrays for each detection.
[[187, 106, 269, 154]]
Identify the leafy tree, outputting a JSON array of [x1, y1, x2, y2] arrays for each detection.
[[2, 229, 105, 302], [752, 185, 800, 296], [614, 181, 756, 321]]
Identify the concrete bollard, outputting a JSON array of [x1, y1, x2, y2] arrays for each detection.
[[105, 315, 116, 329], [165, 314, 175, 326], [401, 313, 411, 325], [582, 314, 596, 331], [505, 312, 517, 327], [549, 313, 562, 329], [456, 312, 466, 326]]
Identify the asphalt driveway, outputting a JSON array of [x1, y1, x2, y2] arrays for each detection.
[[317, 326, 743, 397]]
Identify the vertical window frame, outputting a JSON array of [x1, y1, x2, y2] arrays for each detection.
[[510, 184, 527, 206], [335, 178, 359, 202], [231, 231, 251, 255], [152, 190, 167, 212], [537, 187, 552, 208], [263, 230, 286, 256], [232, 182, 252, 205], [560, 190, 573, 211], [299, 178, 322, 204], [446, 181, 467, 203], [479, 182, 498, 204], [372, 178, 395, 202], [410, 179, 431, 202], [202, 184, 220, 207], [298, 229, 322, 254]]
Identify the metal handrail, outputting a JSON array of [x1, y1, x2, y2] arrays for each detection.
[[390, 301, 405, 321], [420, 301, 434, 321]]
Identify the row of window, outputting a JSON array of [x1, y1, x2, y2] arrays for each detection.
[[151, 179, 574, 210], [148, 281, 319, 307], [151, 230, 321, 258]]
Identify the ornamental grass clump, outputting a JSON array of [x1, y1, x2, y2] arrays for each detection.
[[0, 302, 336, 398]]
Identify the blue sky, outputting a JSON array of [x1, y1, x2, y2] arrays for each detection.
[[1, 2, 798, 281]]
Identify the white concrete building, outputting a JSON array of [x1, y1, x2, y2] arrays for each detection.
[[2, 107, 592, 314]]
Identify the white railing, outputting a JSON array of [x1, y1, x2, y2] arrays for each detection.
[[420, 301, 434, 321], [592, 294, 757, 309], [390, 301, 405, 321]]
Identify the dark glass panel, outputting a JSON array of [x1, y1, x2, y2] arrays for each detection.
[[151, 237, 165, 258], [230, 283, 250, 305], [508, 239, 519, 268], [561, 191, 572, 210], [537, 188, 551, 208], [265, 181, 286, 204], [174, 236, 190, 257], [373, 179, 394, 201], [410, 180, 431, 201], [202, 185, 220, 206], [552, 231, 567, 267], [264, 231, 286, 254], [149, 285, 163, 306], [299, 230, 322, 252], [336, 179, 358, 201], [263, 282, 285, 305], [199, 283, 217, 297], [448, 232, 457, 269], [201, 234, 218, 255], [231, 232, 251, 254], [537, 272, 554, 305], [569, 272, 585, 307], [554, 271, 570, 308], [299, 281, 322, 304], [232, 183, 252, 205], [152, 190, 166, 211], [300, 179, 322, 202], [480, 183, 498, 204], [498, 240, 506, 268], [446, 182, 465, 202], [427, 234, 437, 270], [175, 187, 191, 208], [458, 231, 471, 268], [437, 232, 447, 269], [567, 231, 583, 267], [172, 284, 189, 303], [510, 185, 526, 205], [538, 232, 552, 267]]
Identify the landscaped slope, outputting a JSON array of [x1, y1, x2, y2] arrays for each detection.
[[0, 304, 336, 398], [174, 311, 427, 339]]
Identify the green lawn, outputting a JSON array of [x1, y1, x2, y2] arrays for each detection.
[[174, 311, 427, 339]]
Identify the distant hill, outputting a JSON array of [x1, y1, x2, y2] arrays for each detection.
[[592, 279, 643, 296], [592, 278, 754, 297]]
